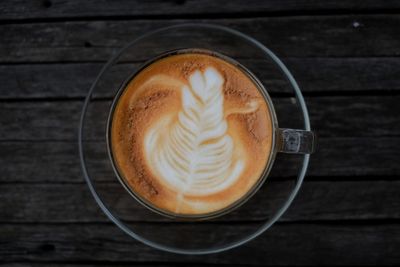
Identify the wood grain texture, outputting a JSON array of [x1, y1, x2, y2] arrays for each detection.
[[0, 181, 399, 223], [1, 137, 399, 184], [1, 0, 400, 20], [1, 96, 399, 141], [1, 223, 399, 265], [1, 57, 400, 99], [1, 1, 399, 265], [1, 15, 400, 63]]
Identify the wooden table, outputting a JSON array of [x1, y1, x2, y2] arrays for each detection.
[[1, 1, 399, 265]]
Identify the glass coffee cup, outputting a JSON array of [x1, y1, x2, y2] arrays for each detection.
[[106, 48, 314, 220]]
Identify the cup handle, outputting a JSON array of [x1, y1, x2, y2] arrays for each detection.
[[277, 128, 315, 154]]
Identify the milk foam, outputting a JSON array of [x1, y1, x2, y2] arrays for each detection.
[[144, 67, 245, 206], [111, 53, 273, 215]]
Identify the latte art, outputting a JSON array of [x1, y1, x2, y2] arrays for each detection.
[[110, 52, 273, 216], [145, 67, 256, 205]]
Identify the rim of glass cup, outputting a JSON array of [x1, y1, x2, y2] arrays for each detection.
[[105, 47, 280, 221], [78, 23, 311, 255]]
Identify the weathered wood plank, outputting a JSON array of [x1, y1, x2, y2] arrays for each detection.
[[1, 0, 400, 20], [1, 57, 399, 99], [1, 16, 399, 62], [1, 223, 399, 265], [1, 181, 399, 223], [1, 137, 399, 184], [0, 96, 398, 140]]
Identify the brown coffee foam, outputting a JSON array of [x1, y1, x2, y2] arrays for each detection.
[[111, 53, 273, 216]]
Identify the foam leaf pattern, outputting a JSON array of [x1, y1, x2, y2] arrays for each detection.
[[144, 67, 244, 205]]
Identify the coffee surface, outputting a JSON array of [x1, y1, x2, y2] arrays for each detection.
[[111, 52, 273, 216]]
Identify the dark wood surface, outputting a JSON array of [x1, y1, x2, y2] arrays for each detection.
[[1, 1, 399, 265]]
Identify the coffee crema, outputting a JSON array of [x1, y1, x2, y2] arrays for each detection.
[[110, 51, 273, 216]]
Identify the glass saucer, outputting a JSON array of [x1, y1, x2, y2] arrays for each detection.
[[79, 23, 311, 255]]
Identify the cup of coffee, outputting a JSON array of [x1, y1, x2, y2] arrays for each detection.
[[107, 48, 314, 220], [80, 23, 315, 253]]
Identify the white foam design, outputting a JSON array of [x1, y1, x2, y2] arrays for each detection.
[[144, 67, 245, 205]]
